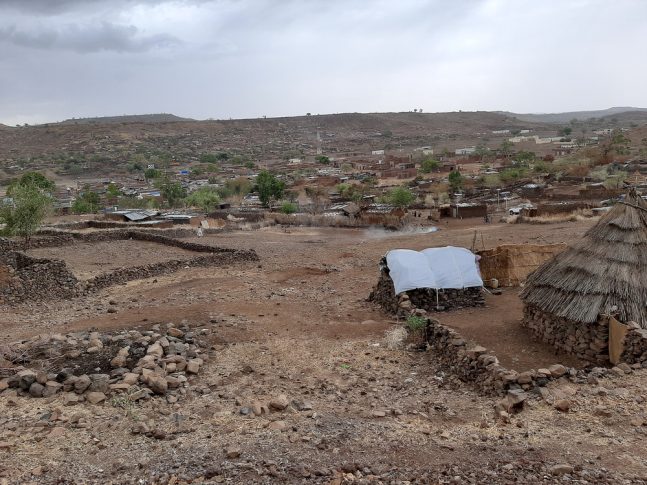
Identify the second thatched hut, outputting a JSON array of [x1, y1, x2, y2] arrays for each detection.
[[520, 189, 647, 364]]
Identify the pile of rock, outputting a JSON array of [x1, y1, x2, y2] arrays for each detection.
[[369, 266, 484, 317], [0, 323, 209, 405]]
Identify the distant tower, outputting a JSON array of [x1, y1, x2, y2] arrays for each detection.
[[316, 129, 322, 155]]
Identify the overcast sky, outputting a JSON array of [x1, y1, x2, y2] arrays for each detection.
[[1, 0, 645, 125]]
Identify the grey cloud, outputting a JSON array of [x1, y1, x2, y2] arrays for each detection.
[[1, 0, 213, 15], [0, 22, 180, 53]]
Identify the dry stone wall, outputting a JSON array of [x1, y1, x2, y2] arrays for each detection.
[[522, 306, 610, 364], [619, 322, 647, 364], [0, 230, 258, 304], [368, 268, 484, 317], [0, 252, 79, 303]]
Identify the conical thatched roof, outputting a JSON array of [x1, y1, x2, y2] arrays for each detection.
[[521, 189, 647, 328]]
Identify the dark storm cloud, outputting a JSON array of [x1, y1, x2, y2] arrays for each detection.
[[0, 22, 180, 53]]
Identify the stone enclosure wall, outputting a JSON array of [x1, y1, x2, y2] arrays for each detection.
[[522, 306, 609, 364], [522, 305, 647, 365], [0, 230, 258, 304], [368, 268, 484, 317]]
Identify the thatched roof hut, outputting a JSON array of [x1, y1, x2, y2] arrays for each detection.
[[521, 189, 647, 328]]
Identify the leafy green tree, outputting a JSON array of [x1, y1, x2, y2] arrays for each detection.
[[158, 179, 187, 208], [7, 172, 55, 195], [106, 183, 121, 197], [560, 127, 573, 137], [144, 168, 162, 179], [420, 158, 440, 173], [255, 171, 285, 207], [448, 170, 463, 193], [185, 187, 221, 212], [72, 187, 101, 214], [515, 150, 536, 162], [388, 186, 415, 208], [1, 183, 52, 241], [316, 156, 330, 164], [500, 140, 514, 158]]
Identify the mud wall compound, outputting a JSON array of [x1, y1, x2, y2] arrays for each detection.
[[0, 230, 258, 304]]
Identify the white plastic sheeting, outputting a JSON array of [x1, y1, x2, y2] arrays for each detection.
[[385, 246, 483, 294]]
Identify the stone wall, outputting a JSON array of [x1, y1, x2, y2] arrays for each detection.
[[1, 228, 230, 252], [0, 232, 258, 304], [84, 250, 257, 293], [0, 252, 79, 304], [521, 305, 609, 364], [522, 306, 647, 365], [619, 322, 647, 364], [368, 268, 484, 317], [422, 316, 591, 399]]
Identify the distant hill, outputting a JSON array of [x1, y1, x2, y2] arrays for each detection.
[[56, 113, 194, 125], [501, 107, 647, 124]]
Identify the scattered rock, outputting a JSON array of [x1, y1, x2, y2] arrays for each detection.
[[85, 392, 107, 404], [269, 394, 290, 411]]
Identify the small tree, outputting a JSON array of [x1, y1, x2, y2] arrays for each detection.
[[0, 183, 52, 242], [316, 155, 330, 164], [158, 178, 187, 208], [420, 158, 440, 173], [255, 170, 285, 207], [448, 170, 463, 193], [388, 186, 415, 208], [72, 187, 101, 214], [106, 183, 121, 197], [185, 187, 221, 212], [7, 171, 55, 195]]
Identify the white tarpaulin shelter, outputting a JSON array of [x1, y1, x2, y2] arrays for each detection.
[[385, 246, 483, 294]]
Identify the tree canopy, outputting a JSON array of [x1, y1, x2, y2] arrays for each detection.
[[157, 178, 187, 208], [1, 182, 52, 241], [7, 171, 55, 195], [255, 170, 285, 207], [419, 158, 440, 173], [388, 186, 415, 208], [448, 170, 463, 193], [185, 187, 221, 212]]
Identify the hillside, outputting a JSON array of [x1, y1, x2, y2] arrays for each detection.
[[56, 113, 194, 125], [500, 107, 647, 124], [0, 111, 559, 163]]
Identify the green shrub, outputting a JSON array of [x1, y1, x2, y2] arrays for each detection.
[[406, 315, 427, 333], [280, 202, 298, 214]]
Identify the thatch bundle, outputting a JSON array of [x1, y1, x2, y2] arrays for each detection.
[[521, 189, 647, 328]]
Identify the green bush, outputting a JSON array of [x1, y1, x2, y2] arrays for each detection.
[[280, 202, 298, 214], [406, 315, 427, 333]]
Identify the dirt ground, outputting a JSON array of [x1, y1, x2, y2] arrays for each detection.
[[3, 218, 647, 484]]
